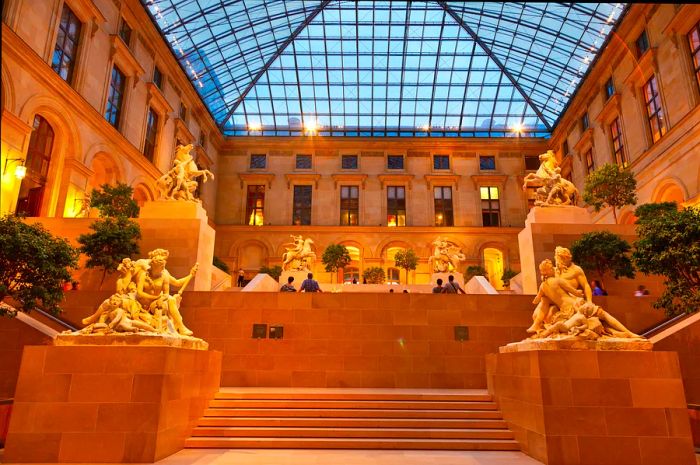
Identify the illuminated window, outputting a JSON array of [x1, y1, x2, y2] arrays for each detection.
[[479, 156, 496, 170], [52, 4, 82, 84], [687, 22, 700, 91], [293, 185, 312, 225], [643, 75, 666, 143], [610, 117, 626, 166], [387, 155, 404, 170], [433, 155, 450, 170], [245, 185, 265, 226], [105, 66, 126, 128], [143, 107, 159, 162], [434, 186, 453, 226], [480, 186, 500, 227], [118, 18, 132, 46], [250, 154, 267, 169], [524, 156, 539, 171], [387, 186, 406, 227], [342, 155, 358, 170], [296, 154, 312, 169], [585, 149, 595, 174], [636, 30, 649, 57], [340, 185, 359, 226]]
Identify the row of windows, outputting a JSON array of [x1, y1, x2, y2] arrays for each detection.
[[250, 153, 503, 172], [244, 184, 502, 227]]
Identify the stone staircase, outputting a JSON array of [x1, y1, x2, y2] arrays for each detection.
[[185, 388, 519, 450]]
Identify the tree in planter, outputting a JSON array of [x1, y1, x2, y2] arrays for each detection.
[[0, 215, 79, 316], [632, 202, 700, 316], [259, 265, 283, 281], [570, 231, 635, 290], [393, 249, 419, 285], [78, 183, 141, 286], [322, 244, 351, 284], [501, 268, 518, 288], [465, 265, 488, 280], [362, 266, 386, 284], [583, 163, 637, 223]]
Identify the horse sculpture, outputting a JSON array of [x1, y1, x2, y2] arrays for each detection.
[[429, 238, 466, 273], [156, 144, 214, 202], [282, 235, 316, 271], [522, 150, 579, 206]]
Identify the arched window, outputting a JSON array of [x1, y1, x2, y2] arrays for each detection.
[[483, 247, 505, 290], [16, 115, 54, 216]]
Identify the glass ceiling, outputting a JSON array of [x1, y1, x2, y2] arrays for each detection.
[[143, 1, 625, 137]]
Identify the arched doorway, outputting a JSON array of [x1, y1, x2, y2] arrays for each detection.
[[132, 184, 151, 209], [342, 245, 361, 283], [16, 115, 54, 216], [88, 153, 120, 191], [654, 182, 685, 205], [483, 247, 505, 290]]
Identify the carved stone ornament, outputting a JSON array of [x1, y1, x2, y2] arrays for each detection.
[[281, 235, 316, 271], [156, 144, 214, 202], [429, 238, 466, 273], [522, 150, 579, 207]]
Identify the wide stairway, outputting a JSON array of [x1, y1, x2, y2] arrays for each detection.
[[186, 388, 519, 450]]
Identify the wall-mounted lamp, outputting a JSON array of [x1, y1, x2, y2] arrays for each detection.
[[3, 158, 27, 180]]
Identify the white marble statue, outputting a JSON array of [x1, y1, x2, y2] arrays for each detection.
[[156, 144, 214, 202], [429, 238, 466, 273], [281, 235, 316, 271], [522, 150, 579, 206]]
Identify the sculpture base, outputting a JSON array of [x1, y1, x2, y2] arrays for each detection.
[[501, 337, 652, 352], [430, 272, 464, 289], [54, 332, 209, 350], [139, 199, 208, 220]]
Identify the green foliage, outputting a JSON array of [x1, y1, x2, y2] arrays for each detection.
[[393, 248, 419, 284], [78, 217, 141, 284], [0, 215, 79, 316], [259, 265, 283, 280], [583, 163, 637, 223], [87, 183, 140, 218], [322, 244, 352, 276], [570, 231, 635, 287], [633, 203, 700, 316], [466, 265, 488, 280], [362, 267, 386, 284], [213, 255, 230, 274], [501, 268, 518, 288]]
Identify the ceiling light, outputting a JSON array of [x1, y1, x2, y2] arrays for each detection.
[[248, 122, 261, 131], [512, 122, 524, 134], [304, 120, 318, 133]]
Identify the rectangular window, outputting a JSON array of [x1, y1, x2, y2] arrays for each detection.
[[433, 186, 454, 226], [245, 185, 265, 226], [433, 154, 450, 170], [179, 102, 187, 121], [296, 154, 312, 170], [643, 75, 667, 143], [105, 66, 126, 128], [524, 156, 540, 171], [342, 154, 358, 170], [340, 185, 359, 226], [687, 22, 700, 91], [563, 140, 570, 156], [387, 155, 404, 170], [605, 77, 615, 100], [293, 185, 312, 225], [199, 131, 206, 148], [387, 186, 406, 227], [610, 117, 626, 166], [118, 18, 132, 46], [480, 186, 500, 227], [636, 30, 650, 57], [250, 154, 267, 169], [581, 113, 589, 131], [479, 155, 496, 170], [585, 149, 595, 174], [153, 66, 163, 89], [51, 4, 82, 84], [143, 107, 159, 162]]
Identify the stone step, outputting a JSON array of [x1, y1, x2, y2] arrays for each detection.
[[208, 399, 498, 410], [198, 416, 509, 429], [214, 388, 492, 402], [191, 426, 515, 440], [185, 437, 520, 450], [203, 408, 503, 419]]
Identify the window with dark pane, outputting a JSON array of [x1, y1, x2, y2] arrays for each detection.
[[292, 185, 312, 225], [563, 141, 570, 156], [118, 18, 132, 46], [480, 186, 500, 227], [340, 185, 359, 226], [16, 116, 54, 217], [581, 113, 589, 131], [687, 22, 700, 91], [245, 185, 265, 226], [605, 77, 615, 100], [433, 155, 450, 170], [636, 30, 650, 57], [250, 154, 266, 169], [643, 75, 667, 143], [296, 154, 312, 170], [143, 107, 159, 163], [153, 66, 163, 89], [387, 186, 406, 227], [199, 131, 206, 148], [610, 117, 626, 166], [433, 186, 454, 226], [585, 149, 595, 174], [479, 155, 496, 170], [524, 156, 540, 171], [105, 66, 126, 128], [51, 4, 82, 84], [342, 155, 358, 170], [179, 102, 187, 121], [387, 155, 404, 170]]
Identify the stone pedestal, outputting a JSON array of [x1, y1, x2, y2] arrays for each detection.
[[486, 347, 695, 465], [430, 272, 464, 289], [518, 206, 592, 294], [3, 344, 222, 463], [139, 200, 215, 291]]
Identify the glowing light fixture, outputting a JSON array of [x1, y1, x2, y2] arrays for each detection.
[[14, 165, 27, 180], [512, 122, 524, 135], [304, 119, 318, 134], [3, 158, 26, 180], [248, 122, 262, 132]]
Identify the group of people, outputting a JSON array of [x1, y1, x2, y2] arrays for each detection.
[[432, 275, 466, 294], [280, 273, 323, 292]]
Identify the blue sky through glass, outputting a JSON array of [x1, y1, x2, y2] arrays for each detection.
[[143, 1, 624, 137]]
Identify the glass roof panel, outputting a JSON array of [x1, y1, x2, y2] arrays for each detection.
[[143, 0, 624, 137]]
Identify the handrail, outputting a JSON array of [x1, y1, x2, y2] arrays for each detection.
[[640, 312, 691, 339], [31, 307, 78, 332]]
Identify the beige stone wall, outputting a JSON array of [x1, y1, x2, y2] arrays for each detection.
[[1, 0, 222, 219], [551, 4, 700, 224]]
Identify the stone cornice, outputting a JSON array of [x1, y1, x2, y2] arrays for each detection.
[[624, 47, 658, 89], [284, 173, 321, 189], [110, 35, 145, 84], [663, 5, 700, 37], [146, 82, 173, 116], [238, 173, 274, 189], [331, 173, 368, 189], [470, 174, 508, 189], [378, 174, 415, 190], [574, 128, 594, 154], [595, 93, 622, 125], [66, 0, 106, 36], [424, 174, 462, 191], [175, 118, 195, 144]]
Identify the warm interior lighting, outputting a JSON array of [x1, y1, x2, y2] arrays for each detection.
[[3, 158, 26, 180], [14, 165, 27, 180], [248, 122, 262, 131], [304, 119, 318, 133], [512, 122, 524, 134]]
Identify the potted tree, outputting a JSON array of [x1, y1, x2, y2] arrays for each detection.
[[583, 163, 637, 223], [322, 244, 351, 284], [362, 267, 386, 284], [393, 248, 419, 285], [571, 231, 635, 291]]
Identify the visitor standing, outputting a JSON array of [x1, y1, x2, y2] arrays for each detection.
[[432, 278, 444, 293], [634, 285, 650, 297], [442, 275, 466, 294], [237, 269, 245, 287], [280, 276, 296, 292], [299, 273, 323, 293], [591, 280, 605, 296]]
